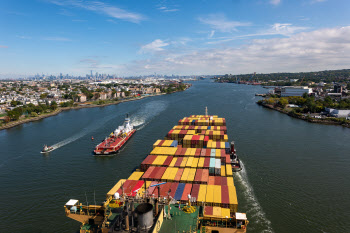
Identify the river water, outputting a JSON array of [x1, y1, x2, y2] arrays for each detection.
[[0, 80, 349, 232]]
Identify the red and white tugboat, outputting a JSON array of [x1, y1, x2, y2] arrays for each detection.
[[94, 114, 136, 156]]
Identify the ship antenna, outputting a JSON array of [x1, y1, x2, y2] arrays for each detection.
[[205, 106, 208, 116], [85, 192, 89, 208]]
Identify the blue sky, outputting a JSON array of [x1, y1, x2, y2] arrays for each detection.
[[1, 0, 350, 77]]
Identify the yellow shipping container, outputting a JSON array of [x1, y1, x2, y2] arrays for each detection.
[[187, 168, 196, 182], [213, 185, 221, 206], [181, 168, 190, 182], [186, 157, 194, 167], [191, 158, 199, 168], [197, 185, 207, 204], [169, 157, 177, 167], [107, 179, 126, 198], [221, 208, 231, 218], [128, 171, 144, 181], [153, 140, 162, 148], [228, 185, 238, 212], [220, 142, 226, 149], [180, 157, 188, 168], [221, 165, 226, 176], [206, 185, 214, 205], [215, 149, 221, 158], [168, 167, 178, 181], [227, 177, 235, 186], [162, 140, 173, 147], [226, 164, 233, 177], [152, 156, 164, 166], [213, 206, 222, 217], [198, 157, 205, 168], [187, 130, 195, 135], [185, 149, 191, 157]]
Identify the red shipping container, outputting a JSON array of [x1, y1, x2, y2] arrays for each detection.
[[204, 206, 213, 216], [117, 180, 138, 196], [149, 167, 161, 180], [174, 168, 184, 181], [225, 155, 231, 164], [168, 182, 179, 199], [195, 149, 201, 157], [194, 169, 203, 183], [205, 149, 211, 157], [214, 176, 221, 186], [131, 180, 144, 197], [174, 157, 183, 167], [159, 182, 173, 198], [163, 156, 173, 166], [142, 166, 155, 180], [191, 184, 200, 200], [181, 183, 193, 203], [155, 167, 167, 181], [158, 140, 164, 147], [147, 181, 158, 196], [208, 176, 215, 185], [221, 185, 230, 206], [181, 148, 187, 156], [175, 146, 183, 156], [204, 157, 210, 168], [221, 177, 227, 186], [200, 149, 206, 157], [188, 126, 195, 130], [202, 169, 209, 184]]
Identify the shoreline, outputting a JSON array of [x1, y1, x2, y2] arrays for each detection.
[[257, 102, 350, 129], [0, 93, 168, 131]]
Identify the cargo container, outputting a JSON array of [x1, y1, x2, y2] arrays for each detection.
[[167, 167, 178, 181], [213, 185, 221, 207], [228, 185, 238, 212], [180, 168, 190, 182], [191, 158, 199, 168], [186, 156, 194, 168], [142, 166, 155, 180], [194, 169, 203, 184], [174, 157, 183, 167], [180, 157, 188, 168], [227, 177, 234, 186], [128, 171, 144, 180], [208, 176, 215, 185], [180, 183, 193, 203], [174, 183, 186, 201], [146, 181, 158, 196], [174, 168, 184, 182], [226, 164, 233, 177], [168, 182, 179, 199], [221, 185, 230, 208], [154, 167, 167, 181], [221, 176, 227, 186], [204, 157, 210, 169], [215, 159, 221, 176], [198, 157, 205, 168], [209, 158, 216, 175], [106, 179, 126, 199], [187, 168, 196, 183], [221, 165, 226, 176], [202, 169, 209, 184], [197, 184, 207, 205], [205, 185, 214, 206], [169, 157, 177, 167], [214, 176, 221, 186], [190, 184, 200, 201], [163, 156, 173, 167]]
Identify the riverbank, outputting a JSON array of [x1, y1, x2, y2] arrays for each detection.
[[257, 101, 350, 128], [0, 93, 167, 131]]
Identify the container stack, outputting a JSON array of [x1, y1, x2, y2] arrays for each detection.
[[112, 115, 239, 216]]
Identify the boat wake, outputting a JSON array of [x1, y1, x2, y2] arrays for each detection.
[[48, 114, 117, 152], [235, 161, 274, 233], [130, 100, 168, 130]]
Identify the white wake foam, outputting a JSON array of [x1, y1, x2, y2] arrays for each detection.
[[130, 100, 168, 130], [235, 160, 274, 233]]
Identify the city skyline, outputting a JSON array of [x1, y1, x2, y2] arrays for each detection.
[[1, 0, 350, 78]]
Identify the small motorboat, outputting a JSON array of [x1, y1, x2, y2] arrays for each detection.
[[41, 145, 54, 154], [232, 154, 242, 172]]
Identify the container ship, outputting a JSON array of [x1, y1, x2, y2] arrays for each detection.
[[65, 112, 248, 232], [94, 114, 136, 155]]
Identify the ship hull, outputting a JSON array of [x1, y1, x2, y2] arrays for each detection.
[[93, 129, 136, 156]]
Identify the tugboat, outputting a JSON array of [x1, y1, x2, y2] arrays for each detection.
[[230, 141, 242, 172], [40, 145, 54, 154], [94, 114, 136, 156]]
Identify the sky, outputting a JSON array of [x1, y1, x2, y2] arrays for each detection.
[[1, 0, 350, 78]]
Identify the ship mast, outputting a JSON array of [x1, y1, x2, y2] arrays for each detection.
[[205, 106, 208, 116]]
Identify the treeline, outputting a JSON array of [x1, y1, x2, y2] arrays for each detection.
[[216, 69, 350, 84], [163, 84, 187, 94], [258, 94, 350, 114]]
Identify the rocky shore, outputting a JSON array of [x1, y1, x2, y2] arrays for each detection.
[[257, 101, 350, 129]]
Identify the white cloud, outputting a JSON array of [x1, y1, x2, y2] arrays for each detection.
[[125, 26, 350, 75], [43, 37, 72, 41], [270, 0, 281, 5], [198, 14, 251, 32], [139, 39, 169, 54], [48, 0, 144, 23], [157, 6, 179, 12], [270, 23, 308, 36]]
